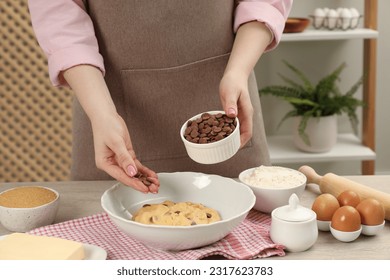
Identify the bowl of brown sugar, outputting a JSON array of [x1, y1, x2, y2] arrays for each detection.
[[0, 186, 59, 232], [180, 110, 240, 164]]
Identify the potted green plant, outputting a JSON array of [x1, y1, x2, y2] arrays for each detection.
[[259, 60, 364, 152]]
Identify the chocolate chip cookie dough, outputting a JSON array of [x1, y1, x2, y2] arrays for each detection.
[[132, 200, 221, 226]]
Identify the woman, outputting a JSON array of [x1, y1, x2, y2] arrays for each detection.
[[28, 0, 292, 193]]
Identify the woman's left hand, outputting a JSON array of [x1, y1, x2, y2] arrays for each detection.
[[219, 21, 273, 148], [219, 70, 253, 148]]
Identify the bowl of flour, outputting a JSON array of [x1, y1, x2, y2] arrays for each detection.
[[239, 166, 307, 213]]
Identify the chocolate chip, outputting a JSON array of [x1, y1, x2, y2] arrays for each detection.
[[185, 127, 192, 135], [190, 129, 198, 138], [142, 178, 151, 186], [222, 126, 231, 132], [142, 204, 151, 208], [134, 172, 153, 187], [201, 113, 211, 120], [212, 126, 222, 133], [206, 213, 212, 218]]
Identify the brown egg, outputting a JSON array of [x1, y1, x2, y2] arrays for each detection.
[[331, 206, 361, 232], [356, 198, 385, 225], [312, 193, 340, 221], [337, 190, 360, 207]]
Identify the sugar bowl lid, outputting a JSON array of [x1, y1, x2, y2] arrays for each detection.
[[273, 193, 316, 222]]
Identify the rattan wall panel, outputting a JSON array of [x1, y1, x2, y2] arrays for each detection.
[[1, 0, 73, 182]]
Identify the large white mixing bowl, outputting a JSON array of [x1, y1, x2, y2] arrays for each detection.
[[101, 172, 255, 251]]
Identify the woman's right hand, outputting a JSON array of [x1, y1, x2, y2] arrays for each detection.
[[63, 65, 159, 193], [91, 113, 159, 193]]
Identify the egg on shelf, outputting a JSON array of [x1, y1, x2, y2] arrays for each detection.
[[350, 8, 361, 29], [339, 8, 352, 30], [312, 8, 326, 29], [326, 9, 339, 30], [330, 206, 362, 242], [311, 193, 340, 231], [322, 7, 330, 16], [337, 190, 360, 207], [356, 198, 386, 236], [350, 7, 360, 18], [311, 6, 361, 30]]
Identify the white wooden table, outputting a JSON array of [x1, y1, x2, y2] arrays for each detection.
[[1, 176, 389, 259]]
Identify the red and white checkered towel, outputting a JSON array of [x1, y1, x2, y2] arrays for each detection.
[[28, 210, 285, 260]]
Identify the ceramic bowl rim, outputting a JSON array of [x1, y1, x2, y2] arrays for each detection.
[[238, 166, 307, 191], [361, 220, 386, 229], [330, 225, 363, 235], [283, 17, 311, 33], [179, 110, 240, 148], [286, 17, 310, 23], [0, 186, 60, 211], [101, 172, 256, 230], [361, 220, 386, 233]]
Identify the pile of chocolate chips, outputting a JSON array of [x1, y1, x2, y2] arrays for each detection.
[[184, 112, 237, 144]]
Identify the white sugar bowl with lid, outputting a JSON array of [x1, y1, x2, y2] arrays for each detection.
[[270, 194, 318, 252]]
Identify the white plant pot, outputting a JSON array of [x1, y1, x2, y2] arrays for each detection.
[[293, 115, 337, 153]]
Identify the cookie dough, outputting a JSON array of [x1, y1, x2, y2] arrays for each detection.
[[132, 200, 221, 226]]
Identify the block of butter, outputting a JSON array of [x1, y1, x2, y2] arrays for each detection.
[[0, 233, 85, 260]]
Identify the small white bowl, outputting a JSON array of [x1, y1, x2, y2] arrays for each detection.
[[361, 221, 385, 236], [0, 186, 60, 232], [317, 220, 331, 231], [180, 111, 240, 164], [101, 172, 255, 251], [330, 226, 362, 242], [238, 166, 306, 214]]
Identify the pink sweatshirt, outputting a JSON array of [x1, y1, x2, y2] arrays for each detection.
[[28, 0, 292, 87]]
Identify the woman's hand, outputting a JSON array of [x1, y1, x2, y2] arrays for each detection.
[[219, 70, 253, 147], [91, 113, 159, 193], [220, 21, 272, 147], [63, 65, 159, 193]]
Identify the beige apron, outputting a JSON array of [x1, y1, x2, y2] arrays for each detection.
[[71, 0, 270, 180]]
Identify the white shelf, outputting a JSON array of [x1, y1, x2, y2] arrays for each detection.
[[281, 28, 378, 42], [267, 133, 376, 164]]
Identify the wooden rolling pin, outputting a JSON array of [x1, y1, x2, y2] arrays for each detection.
[[299, 165, 390, 220]]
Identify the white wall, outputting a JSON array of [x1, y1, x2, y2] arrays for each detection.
[[375, 0, 390, 175], [254, 0, 390, 175]]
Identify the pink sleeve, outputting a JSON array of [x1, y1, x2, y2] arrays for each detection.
[[28, 0, 105, 87], [234, 0, 293, 51]]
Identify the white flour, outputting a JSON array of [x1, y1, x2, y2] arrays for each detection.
[[243, 166, 306, 188]]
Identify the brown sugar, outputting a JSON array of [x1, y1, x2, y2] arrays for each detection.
[[0, 186, 57, 208]]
